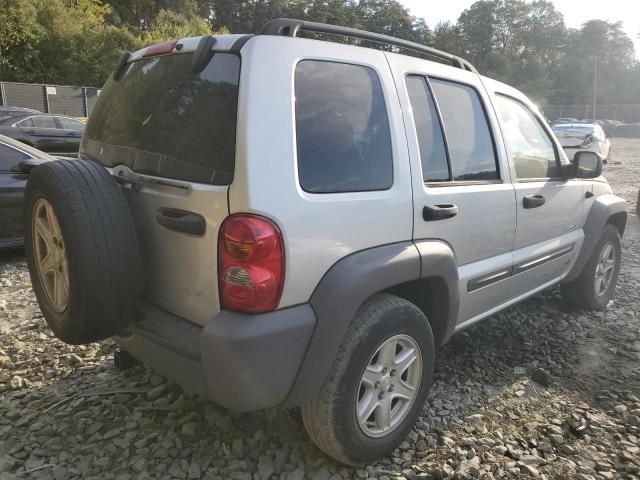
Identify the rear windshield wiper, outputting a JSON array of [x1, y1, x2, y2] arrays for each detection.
[[113, 172, 190, 192]]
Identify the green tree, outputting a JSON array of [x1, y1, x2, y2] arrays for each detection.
[[144, 8, 212, 44]]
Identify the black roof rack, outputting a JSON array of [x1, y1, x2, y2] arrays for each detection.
[[260, 18, 477, 73]]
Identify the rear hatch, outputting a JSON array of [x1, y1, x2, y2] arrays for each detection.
[[80, 43, 241, 326]]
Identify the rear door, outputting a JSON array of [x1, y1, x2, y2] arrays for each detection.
[[55, 116, 85, 153], [24, 116, 68, 153], [387, 54, 517, 326], [81, 49, 241, 326]]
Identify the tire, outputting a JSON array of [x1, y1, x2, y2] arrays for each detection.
[[561, 225, 621, 311], [301, 293, 435, 465], [24, 160, 140, 344]]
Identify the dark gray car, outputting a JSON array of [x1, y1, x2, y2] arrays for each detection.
[[0, 134, 53, 247], [0, 114, 85, 155]]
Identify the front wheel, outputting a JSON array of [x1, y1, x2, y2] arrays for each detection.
[[301, 293, 435, 465], [561, 225, 622, 311]]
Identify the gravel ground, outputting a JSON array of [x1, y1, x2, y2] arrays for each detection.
[[1, 138, 639, 480]]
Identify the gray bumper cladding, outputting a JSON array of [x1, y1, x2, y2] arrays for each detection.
[[116, 302, 316, 412], [200, 305, 316, 411]]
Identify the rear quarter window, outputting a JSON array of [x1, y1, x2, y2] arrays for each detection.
[[294, 60, 393, 193]]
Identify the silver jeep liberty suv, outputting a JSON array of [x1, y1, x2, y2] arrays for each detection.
[[24, 19, 627, 464]]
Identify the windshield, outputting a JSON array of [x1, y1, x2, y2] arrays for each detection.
[[82, 52, 240, 185]]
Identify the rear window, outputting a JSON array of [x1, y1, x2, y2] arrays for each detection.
[[82, 52, 240, 185], [295, 60, 393, 193], [552, 125, 594, 136]]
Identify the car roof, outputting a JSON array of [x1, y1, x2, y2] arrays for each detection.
[[0, 106, 41, 114], [0, 133, 56, 160], [0, 113, 85, 125], [0, 114, 31, 124]]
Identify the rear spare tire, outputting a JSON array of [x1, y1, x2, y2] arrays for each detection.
[[24, 160, 140, 344]]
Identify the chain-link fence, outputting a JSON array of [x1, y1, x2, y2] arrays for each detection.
[[3, 81, 640, 127], [0, 81, 101, 117], [541, 105, 640, 124]]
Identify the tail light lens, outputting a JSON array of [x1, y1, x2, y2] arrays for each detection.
[[218, 214, 284, 313]]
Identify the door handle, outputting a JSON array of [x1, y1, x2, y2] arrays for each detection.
[[423, 203, 458, 221], [24, 129, 35, 134], [523, 194, 546, 209], [156, 208, 206, 236]]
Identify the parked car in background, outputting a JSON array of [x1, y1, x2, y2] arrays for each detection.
[[552, 123, 611, 162], [0, 134, 54, 247], [0, 106, 41, 117], [554, 117, 580, 124], [0, 114, 85, 155]]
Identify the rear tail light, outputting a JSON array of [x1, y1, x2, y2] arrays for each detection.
[[218, 214, 284, 313]]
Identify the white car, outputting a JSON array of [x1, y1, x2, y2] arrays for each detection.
[[553, 123, 611, 162]]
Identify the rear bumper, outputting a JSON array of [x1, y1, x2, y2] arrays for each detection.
[[116, 301, 316, 411]]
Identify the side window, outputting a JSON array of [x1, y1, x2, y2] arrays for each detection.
[[295, 60, 393, 193], [430, 79, 498, 181], [406, 76, 449, 182], [17, 118, 34, 128], [0, 143, 29, 171], [32, 116, 58, 129], [494, 94, 559, 179], [58, 117, 85, 130]]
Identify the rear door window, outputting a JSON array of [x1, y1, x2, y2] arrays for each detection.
[[32, 116, 58, 129], [17, 118, 34, 128], [82, 53, 240, 185], [405, 76, 449, 182], [430, 79, 498, 181], [295, 60, 393, 193]]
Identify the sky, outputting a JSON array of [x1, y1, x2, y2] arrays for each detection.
[[400, 0, 640, 58]]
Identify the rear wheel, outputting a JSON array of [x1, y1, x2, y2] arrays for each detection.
[[561, 225, 621, 311], [24, 160, 140, 344], [301, 293, 434, 465]]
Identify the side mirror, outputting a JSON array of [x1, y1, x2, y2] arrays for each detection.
[[571, 151, 602, 179]]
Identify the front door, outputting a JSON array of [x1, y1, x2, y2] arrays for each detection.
[[492, 93, 586, 297], [387, 55, 517, 326]]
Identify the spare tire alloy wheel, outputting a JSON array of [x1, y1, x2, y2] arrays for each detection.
[[24, 160, 140, 345], [32, 198, 69, 313], [356, 334, 422, 438]]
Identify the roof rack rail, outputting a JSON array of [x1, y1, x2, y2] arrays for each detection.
[[260, 18, 477, 74]]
